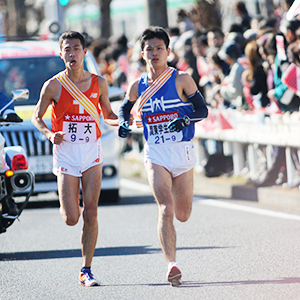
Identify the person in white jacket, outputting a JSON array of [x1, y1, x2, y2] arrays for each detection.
[[218, 42, 245, 109]]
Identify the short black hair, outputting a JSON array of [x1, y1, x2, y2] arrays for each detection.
[[140, 26, 170, 50], [258, 16, 278, 29], [219, 42, 241, 60], [168, 27, 180, 36], [59, 31, 86, 50], [229, 23, 244, 34], [192, 30, 208, 46], [234, 1, 248, 14], [210, 27, 225, 37], [286, 18, 300, 34]]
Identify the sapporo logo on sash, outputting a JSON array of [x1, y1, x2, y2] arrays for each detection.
[[147, 111, 183, 144], [63, 113, 97, 143]]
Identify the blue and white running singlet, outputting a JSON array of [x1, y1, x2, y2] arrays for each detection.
[[138, 69, 194, 144]]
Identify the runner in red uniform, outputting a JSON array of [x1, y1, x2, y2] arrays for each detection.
[[32, 31, 119, 286]]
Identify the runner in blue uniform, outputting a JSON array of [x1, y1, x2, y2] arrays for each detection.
[[118, 26, 208, 286]]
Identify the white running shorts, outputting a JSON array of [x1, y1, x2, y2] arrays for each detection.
[[53, 138, 103, 177], [144, 141, 197, 178]]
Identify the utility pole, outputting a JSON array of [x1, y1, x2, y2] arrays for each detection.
[[44, 0, 66, 35], [147, 0, 168, 28]]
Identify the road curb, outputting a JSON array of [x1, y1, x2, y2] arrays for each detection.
[[121, 157, 300, 214]]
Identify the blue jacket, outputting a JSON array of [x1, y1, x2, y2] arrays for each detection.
[[0, 91, 14, 116]]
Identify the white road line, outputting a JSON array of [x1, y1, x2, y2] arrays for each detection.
[[120, 178, 152, 193], [194, 197, 300, 221], [121, 178, 300, 221]]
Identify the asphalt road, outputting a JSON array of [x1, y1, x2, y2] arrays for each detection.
[[1, 178, 300, 300]]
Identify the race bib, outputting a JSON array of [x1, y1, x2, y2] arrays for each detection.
[[146, 111, 183, 144], [62, 113, 97, 143]]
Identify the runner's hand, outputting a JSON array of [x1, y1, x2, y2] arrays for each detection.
[[118, 123, 132, 138], [49, 131, 66, 145], [129, 113, 134, 126], [167, 118, 185, 132]]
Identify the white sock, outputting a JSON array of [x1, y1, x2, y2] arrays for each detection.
[[168, 261, 177, 271]]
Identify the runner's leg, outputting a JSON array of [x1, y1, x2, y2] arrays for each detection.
[[172, 168, 194, 222], [146, 161, 176, 263], [57, 172, 81, 226], [80, 164, 102, 268]]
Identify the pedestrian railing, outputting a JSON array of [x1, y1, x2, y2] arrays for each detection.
[[128, 108, 300, 189]]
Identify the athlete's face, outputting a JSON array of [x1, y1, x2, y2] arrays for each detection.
[[60, 38, 87, 70], [141, 38, 170, 69]]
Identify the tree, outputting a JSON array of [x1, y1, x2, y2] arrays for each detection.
[[147, 0, 168, 28], [99, 0, 111, 40], [2, 0, 27, 38], [192, 0, 222, 31]]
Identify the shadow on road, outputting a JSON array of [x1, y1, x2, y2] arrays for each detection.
[[79, 277, 300, 288], [22, 195, 156, 209], [75, 277, 300, 289], [179, 277, 300, 287], [0, 245, 229, 261], [117, 195, 155, 205]]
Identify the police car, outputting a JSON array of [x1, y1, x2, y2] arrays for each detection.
[[0, 39, 124, 203]]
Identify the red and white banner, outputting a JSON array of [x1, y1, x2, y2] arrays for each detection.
[[286, 0, 300, 21], [197, 108, 234, 132], [276, 35, 287, 62], [281, 63, 300, 94]]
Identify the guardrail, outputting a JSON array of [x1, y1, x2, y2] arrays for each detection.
[[128, 108, 300, 189]]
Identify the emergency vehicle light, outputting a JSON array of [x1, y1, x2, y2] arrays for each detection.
[[11, 154, 28, 170]]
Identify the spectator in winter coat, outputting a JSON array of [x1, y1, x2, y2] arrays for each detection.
[[217, 42, 246, 109]]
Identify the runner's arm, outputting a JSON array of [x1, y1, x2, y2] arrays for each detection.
[[98, 76, 119, 126], [180, 72, 208, 122], [118, 80, 139, 138], [168, 72, 208, 132], [186, 90, 208, 123], [31, 79, 66, 144]]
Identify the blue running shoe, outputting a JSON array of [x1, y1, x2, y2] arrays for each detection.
[[79, 268, 101, 287]]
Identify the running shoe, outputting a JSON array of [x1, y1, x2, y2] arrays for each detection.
[[79, 268, 101, 287], [166, 264, 182, 287]]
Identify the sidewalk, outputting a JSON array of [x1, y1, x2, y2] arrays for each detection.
[[193, 172, 300, 214], [120, 157, 300, 215]]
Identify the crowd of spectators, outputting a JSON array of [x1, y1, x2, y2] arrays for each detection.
[[88, 0, 300, 189]]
